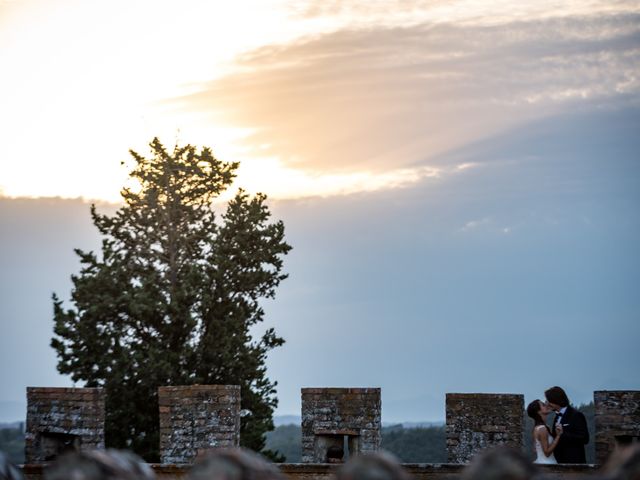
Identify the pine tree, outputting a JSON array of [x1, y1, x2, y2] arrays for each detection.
[[51, 138, 291, 460]]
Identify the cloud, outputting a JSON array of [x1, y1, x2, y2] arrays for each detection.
[[461, 217, 491, 232], [171, 9, 640, 185], [287, 0, 454, 23], [227, 159, 443, 198], [288, 1, 640, 28], [459, 217, 513, 235]]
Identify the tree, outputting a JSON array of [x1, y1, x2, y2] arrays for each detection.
[[51, 138, 291, 460]]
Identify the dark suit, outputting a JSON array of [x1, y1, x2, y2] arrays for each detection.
[[552, 406, 589, 463]]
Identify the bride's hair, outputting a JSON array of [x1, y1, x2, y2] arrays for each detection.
[[526, 400, 546, 427]]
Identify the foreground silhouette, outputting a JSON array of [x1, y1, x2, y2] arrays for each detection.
[[2, 444, 639, 480]]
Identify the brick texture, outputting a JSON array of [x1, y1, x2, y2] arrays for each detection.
[[446, 393, 524, 463], [25, 387, 105, 463], [301, 387, 381, 463], [594, 390, 640, 465], [158, 385, 240, 464]]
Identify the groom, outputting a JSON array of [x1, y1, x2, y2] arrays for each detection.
[[544, 386, 590, 463]]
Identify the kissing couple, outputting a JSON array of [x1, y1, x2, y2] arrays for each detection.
[[526, 386, 590, 464]]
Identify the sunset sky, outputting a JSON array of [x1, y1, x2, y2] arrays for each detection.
[[1, 0, 639, 423]]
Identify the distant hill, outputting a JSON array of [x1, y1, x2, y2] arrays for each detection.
[[273, 415, 301, 427], [387, 421, 444, 428], [265, 423, 447, 463], [265, 424, 302, 462], [0, 422, 23, 430], [273, 415, 444, 429], [0, 424, 24, 464]]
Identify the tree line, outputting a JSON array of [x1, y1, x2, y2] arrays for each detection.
[[264, 423, 448, 463]]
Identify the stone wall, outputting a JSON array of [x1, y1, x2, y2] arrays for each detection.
[[25, 387, 105, 463], [594, 390, 640, 465], [301, 388, 381, 463], [158, 385, 240, 464], [446, 393, 524, 463]]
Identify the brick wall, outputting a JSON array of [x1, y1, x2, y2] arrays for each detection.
[[446, 393, 524, 463], [25, 387, 105, 463], [594, 390, 640, 465], [158, 385, 240, 464], [301, 388, 381, 463]]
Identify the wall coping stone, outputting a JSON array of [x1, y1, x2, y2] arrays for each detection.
[[302, 388, 381, 394], [594, 390, 640, 394], [446, 393, 523, 399], [158, 385, 241, 392], [26, 387, 103, 393]]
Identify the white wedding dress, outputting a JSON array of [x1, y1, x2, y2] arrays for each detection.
[[534, 425, 558, 464]]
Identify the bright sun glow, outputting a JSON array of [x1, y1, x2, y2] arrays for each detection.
[[0, 0, 328, 202], [227, 157, 443, 201]]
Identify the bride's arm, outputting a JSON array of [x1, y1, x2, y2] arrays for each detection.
[[537, 426, 562, 457]]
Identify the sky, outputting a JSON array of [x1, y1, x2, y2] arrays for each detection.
[[0, 0, 639, 424]]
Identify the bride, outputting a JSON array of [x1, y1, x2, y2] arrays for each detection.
[[526, 399, 563, 464]]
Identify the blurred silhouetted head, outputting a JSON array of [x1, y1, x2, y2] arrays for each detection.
[[44, 449, 155, 480], [336, 452, 409, 480], [461, 446, 538, 480], [0, 452, 23, 480], [188, 448, 284, 480], [602, 444, 640, 480]]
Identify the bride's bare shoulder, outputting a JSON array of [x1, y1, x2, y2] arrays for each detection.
[[533, 425, 547, 436]]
